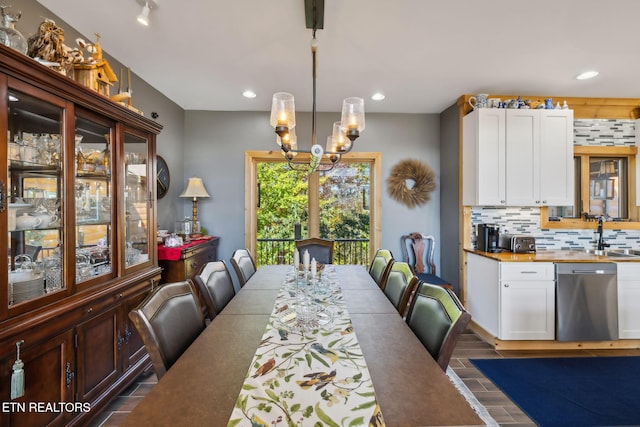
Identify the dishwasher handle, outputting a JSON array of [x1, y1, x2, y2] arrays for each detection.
[[570, 269, 611, 274]]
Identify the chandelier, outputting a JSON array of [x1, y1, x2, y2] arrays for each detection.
[[269, 0, 365, 173]]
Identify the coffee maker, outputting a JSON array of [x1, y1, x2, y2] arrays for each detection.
[[477, 224, 500, 252]]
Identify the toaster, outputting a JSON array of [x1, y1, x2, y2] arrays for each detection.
[[498, 234, 536, 253]]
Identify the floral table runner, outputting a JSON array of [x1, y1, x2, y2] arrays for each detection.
[[228, 268, 385, 427]]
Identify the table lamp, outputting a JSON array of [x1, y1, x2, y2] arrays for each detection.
[[179, 177, 210, 223]]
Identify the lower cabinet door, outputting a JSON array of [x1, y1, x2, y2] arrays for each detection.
[[618, 280, 640, 339], [500, 280, 555, 340], [123, 291, 150, 369], [0, 329, 75, 427], [76, 307, 119, 403]]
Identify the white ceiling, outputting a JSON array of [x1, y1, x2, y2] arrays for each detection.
[[37, 0, 640, 114]]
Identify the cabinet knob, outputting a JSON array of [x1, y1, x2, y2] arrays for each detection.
[[500, 200, 506, 204], [190, 262, 198, 269], [87, 307, 93, 314], [504, 283, 510, 288], [535, 200, 541, 204], [117, 293, 123, 299], [542, 200, 547, 204]]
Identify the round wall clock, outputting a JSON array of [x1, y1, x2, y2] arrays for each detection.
[[156, 155, 170, 199]]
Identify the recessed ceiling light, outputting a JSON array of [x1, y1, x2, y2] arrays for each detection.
[[242, 90, 257, 98], [576, 70, 599, 80], [371, 92, 385, 101]]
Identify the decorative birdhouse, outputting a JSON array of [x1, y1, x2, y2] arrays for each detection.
[[72, 34, 118, 97]]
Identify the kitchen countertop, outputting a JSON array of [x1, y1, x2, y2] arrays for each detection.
[[465, 248, 640, 262]]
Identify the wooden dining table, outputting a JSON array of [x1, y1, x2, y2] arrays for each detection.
[[121, 265, 483, 426]]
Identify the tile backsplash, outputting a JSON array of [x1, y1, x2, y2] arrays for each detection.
[[470, 118, 640, 250]]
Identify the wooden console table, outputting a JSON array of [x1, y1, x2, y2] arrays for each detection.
[[158, 237, 219, 284]]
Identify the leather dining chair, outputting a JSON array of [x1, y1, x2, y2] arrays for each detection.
[[230, 248, 257, 288], [193, 260, 236, 320], [295, 238, 334, 264], [381, 261, 419, 317], [405, 281, 472, 371], [129, 280, 205, 380], [368, 249, 394, 288], [401, 233, 453, 290]]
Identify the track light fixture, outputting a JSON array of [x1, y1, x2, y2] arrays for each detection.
[[136, 0, 158, 26]]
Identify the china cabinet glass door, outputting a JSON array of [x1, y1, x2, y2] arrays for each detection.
[[123, 130, 151, 269], [74, 112, 114, 286], [5, 86, 64, 307]]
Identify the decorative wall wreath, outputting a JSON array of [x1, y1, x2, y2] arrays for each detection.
[[387, 159, 436, 208]]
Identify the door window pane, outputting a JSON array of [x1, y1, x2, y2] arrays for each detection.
[[7, 89, 64, 304], [75, 115, 113, 283], [256, 162, 308, 265], [124, 132, 150, 267], [319, 162, 370, 264]]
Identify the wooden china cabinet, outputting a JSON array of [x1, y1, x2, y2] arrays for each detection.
[[0, 45, 162, 426]]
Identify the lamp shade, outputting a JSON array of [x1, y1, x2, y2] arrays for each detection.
[[270, 92, 296, 129], [331, 121, 350, 152], [340, 97, 365, 133], [180, 177, 210, 199]]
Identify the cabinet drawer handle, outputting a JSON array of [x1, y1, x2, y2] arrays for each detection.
[[520, 271, 538, 274]]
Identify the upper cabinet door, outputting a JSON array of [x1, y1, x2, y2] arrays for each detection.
[[505, 109, 539, 206], [463, 109, 506, 206], [4, 80, 68, 316], [539, 109, 574, 206], [74, 110, 116, 289], [122, 129, 154, 272]]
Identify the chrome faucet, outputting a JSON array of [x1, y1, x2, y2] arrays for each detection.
[[596, 217, 610, 251]]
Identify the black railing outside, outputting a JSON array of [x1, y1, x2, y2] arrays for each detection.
[[256, 238, 369, 267]]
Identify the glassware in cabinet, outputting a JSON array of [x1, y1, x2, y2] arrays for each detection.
[[124, 130, 151, 268], [6, 88, 64, 306], [74, 114, 114, 284]]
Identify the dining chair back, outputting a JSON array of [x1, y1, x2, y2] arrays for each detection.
[[401, 233, 453, 290], [129, 280, 205, 379], [295, 238, 334, 264], [381, 261, 419, 317], [405, 281, 472, 371], [193, 260, 236, 320], [24, 244, 43, 262], [230, 248, 257, 288], [368, 249, 394, 288]]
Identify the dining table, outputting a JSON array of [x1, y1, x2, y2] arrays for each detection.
[[121, 264, 483, 426]]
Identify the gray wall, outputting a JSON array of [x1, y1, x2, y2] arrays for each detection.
[[439, 104, 461, 292], [184, 111, 442, 265]]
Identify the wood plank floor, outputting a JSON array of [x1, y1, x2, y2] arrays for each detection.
[[88, 330, 640, 426]]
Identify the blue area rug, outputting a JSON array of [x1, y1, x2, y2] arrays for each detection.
[[470, 356, 640, 427]]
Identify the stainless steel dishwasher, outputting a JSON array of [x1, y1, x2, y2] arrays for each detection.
[[556, 263, 617, 341]]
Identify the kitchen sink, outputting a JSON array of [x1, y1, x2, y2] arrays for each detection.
[[576, 248, 640, 258], [605, 249, 640, 258]]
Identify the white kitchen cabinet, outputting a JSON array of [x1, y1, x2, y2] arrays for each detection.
[[467, 253, 500, 336], [617, 263, 640, 339], [499, 262, 556, 340], [463, 109, 506, 206], [467, 254, 555, 340], [463, 108, 574, 206]]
